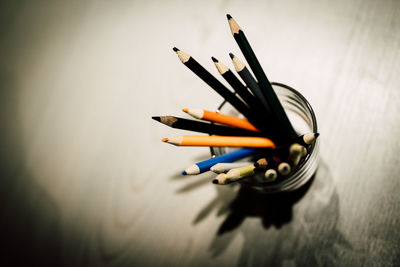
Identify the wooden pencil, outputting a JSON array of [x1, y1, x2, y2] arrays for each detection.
[[293, 132, 319, 147], [173, 47, 266, 131], [212, 164, 256, 184], [162, 135, 276, 148], [152, 116, 263, 136], [226, 14, 297, 141], [278, 162, 291, 175], [211, 57, 261, 113], [230, 53, 272, 116], [210, 162, 253, 173], [264, 169, 278, 181], [288, 143, 307, 167], [182, 108, 260, 132], [182, 148, 259, 175]]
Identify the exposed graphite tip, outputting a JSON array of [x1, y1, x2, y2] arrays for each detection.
[[315, 133, 320, 138], [182, 108, 188, 113], [161, 138, 168, 142], [226, 14, 232, 19], [181, 170, 187, 175], [212, 179, 218, 184], [172, 47, 179, 52], [152, 116, 161, 122], [229, 53, 235, 59], [211, 56, 218, 63]]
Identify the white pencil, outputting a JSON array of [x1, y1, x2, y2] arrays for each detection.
[[210, 162, 253, 173]]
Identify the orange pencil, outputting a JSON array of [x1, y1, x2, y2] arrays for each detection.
[[162, 135, 276, 148], [182, 108, 261, 132]]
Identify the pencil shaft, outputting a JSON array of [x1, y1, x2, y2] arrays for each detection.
[[195, 148, 259, 173], [179, 54, 267, 131], [237, 66, 271, 115], [221, 70, 257, 109], [200, 110, 260, 132], [157, 116, 264, 136], [169, 135, 276, 148], [229, 17, 297, 140]]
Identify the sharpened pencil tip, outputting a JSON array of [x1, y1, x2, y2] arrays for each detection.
[[211, 56, 218, 63], [226, 14, 232, 19], [161, 138, 168, 142], [229, 53, 234, 59], [212, 179, 218, 184], [182, 108, 188, 113], [182, 170, 187, 175], [315, 133, 320, 138], [152, 116, 161, 122], [172, 47, 179, 52]]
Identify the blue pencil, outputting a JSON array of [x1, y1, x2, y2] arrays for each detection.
[[182, 148, 261, 175]]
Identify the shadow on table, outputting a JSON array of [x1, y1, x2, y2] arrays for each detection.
[[215, 175, 314, 235], [178, 159, 360, 266]]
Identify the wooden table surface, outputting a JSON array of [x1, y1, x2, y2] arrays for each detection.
[[1, 0, 400, 266]]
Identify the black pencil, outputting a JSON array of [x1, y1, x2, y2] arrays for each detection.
[[227, 14, 297, 141], [152, 116, 265, 137], [211, 56, 275, 134], [173, 47, 267, 132], [229, 53, 272, 117], [211, 56, 257, 109], [230, 53, 287, 143]]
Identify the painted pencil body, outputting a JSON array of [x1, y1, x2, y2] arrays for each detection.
[[173, 47, 266, 132], [227, 15, 297, 141], [182, 148, 259, 175], [183, 108, 260, 132], [212, 57, 263, 118], [162, 135, 276, 148], [210, 162, 253, 173], [288, 143, 307, 167], [230, 53, 272, 117], [213, 164, 256, 184], [152, 116, 262, 137]]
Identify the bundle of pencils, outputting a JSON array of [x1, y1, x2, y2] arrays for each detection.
[[152, 14, 319, 185]]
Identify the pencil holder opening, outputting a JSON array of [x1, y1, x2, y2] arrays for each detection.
[[211, 82, 319, 193]]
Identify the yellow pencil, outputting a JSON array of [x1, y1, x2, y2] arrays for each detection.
[[162, 135, 276, 148]]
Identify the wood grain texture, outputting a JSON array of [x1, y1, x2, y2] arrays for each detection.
[[0, 0, 399, 266]]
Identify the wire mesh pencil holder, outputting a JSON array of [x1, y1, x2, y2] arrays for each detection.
[[211, 82, 319, 193]]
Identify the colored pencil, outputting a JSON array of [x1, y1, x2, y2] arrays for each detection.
[[210, 162, 253, 173], [264, 169, 278, 181], [211, 57, 262, 114], [278, 162, 291, 175], [182, 108, 260, 132], [162, 135, 276, 148], [230, 53, 272, 117], [288, 143, 307, 167], [226, 14, 297, 141], [182, 148, 260, 175], [212, 164, 256, 184], [293, 132, 319, 147], [173, 47, 266, 131], [152, 116, 263, 137]]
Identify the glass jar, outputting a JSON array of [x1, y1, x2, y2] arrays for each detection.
[[210, 82, 319, 193]]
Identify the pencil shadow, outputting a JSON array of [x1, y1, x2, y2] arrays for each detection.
[[205, 160, 357, 266], [216, 176, 314, 235]]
